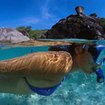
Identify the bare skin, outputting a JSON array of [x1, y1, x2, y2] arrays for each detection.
[[0, 47, 100, 95]]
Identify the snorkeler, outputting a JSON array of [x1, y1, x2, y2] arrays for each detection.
[[49, 44, 105, 83], [0, 44, 104, 96]]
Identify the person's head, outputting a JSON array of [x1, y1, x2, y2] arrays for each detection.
[[75, 44, 104, 83], [74, 44, 97, 74]]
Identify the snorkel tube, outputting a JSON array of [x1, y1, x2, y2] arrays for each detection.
[[95, 45, 105, 83], [95, 68, 104, 83]]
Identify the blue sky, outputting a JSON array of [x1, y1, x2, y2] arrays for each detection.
[[0, 0, 105, 29]]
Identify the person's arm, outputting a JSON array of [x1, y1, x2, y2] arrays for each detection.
[[0, 51, 73, 78]]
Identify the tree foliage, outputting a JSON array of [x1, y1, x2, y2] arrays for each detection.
[[16, 26, 47, 39], [29, 30, 47, 39], [16, 26, 32, 38], [100, 18, 105, 28], [90, 13, 97, 17], [90, 13, 105, 37]]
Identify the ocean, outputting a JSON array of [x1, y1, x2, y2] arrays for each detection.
[[0, 45, 105, 105]]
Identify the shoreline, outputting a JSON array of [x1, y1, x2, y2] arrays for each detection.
[[7, 40, 72, 47]]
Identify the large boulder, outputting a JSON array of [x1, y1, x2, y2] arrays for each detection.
[[0, 28, 30, 43], [45, 7, 105, 40]]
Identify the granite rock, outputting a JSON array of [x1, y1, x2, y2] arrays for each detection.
[[0, 28, 30, 43]]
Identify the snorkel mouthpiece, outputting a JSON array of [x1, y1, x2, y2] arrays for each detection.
[[95, 68, 104, 83]]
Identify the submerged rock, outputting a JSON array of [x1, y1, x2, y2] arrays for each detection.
[[0, 28, 30, 43], [45, 6, 105, 40]]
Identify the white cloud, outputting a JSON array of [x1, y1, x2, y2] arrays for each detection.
[[40, 0, 52, 19], [41, 6, 51, 19]]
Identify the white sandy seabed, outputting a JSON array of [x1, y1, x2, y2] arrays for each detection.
[[0, 65, 105, 105]]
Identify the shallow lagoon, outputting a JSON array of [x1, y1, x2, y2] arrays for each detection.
[[0, 46, 105, 105]]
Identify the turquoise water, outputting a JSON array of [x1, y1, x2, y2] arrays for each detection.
[[0, 46, 49, 60], [0, 45, 105, 105]]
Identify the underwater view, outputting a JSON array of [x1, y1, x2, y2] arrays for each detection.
[[0, 44, 105, 105]]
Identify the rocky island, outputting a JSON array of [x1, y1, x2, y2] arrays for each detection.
[[45, 6, 105, 40]]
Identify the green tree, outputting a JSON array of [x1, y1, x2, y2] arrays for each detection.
[[90, 13, 97, 17], [29, 30, 47, 39], [16, 26, 32, 37], [100, 18, 105, 27], [100, 18, 105, 37], [16, 26, 47, 39]]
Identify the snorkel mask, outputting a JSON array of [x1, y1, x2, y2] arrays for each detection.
[[82, 44, 104, 83]]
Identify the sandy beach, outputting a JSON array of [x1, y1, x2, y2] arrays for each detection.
[[11, 40, 72, 46]]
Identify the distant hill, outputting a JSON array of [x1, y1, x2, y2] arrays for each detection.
[[0, 28, 30, 43]]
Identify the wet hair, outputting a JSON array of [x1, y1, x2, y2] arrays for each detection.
[[49, 45, 76, 57]]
